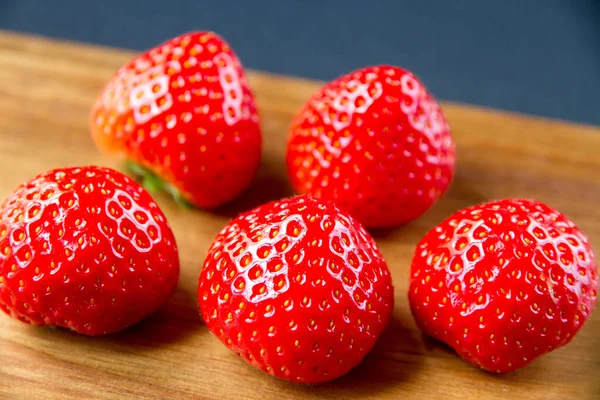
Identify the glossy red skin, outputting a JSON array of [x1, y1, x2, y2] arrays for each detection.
[[409, 199, 598, 373], [0, 166, 179, 335], [91, 31, 261, 208], [198, 196, 394, 383], [286, 65, 455, 228]]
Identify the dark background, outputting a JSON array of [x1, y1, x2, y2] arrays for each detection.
[[1, 0, 599, 125]]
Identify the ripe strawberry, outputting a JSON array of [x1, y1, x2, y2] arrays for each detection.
[[90, 31, 261, 208], [198, 196, 394, 382], [409, 199, 597, 373], [0, 166, 179, 335], [286, 65, 455, 228]]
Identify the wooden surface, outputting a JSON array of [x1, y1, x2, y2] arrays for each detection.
[[0, 31, 599, 400]]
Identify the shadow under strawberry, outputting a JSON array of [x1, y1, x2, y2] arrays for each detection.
[[105, 287, 206, 350], [269, 314, 424, 396], [368, 222, 417, 242], [212, 164, 294, 219], [26, 287, 206, 351], [418, 331, 552, 384], [126, 157, 294, 220]]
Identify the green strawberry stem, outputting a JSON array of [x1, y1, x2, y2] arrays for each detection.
[[124, 160, 192, 208]]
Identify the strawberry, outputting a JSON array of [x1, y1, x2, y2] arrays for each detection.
[[198, 196, 394, 382], [90, 31, 261, 208], [409, 199, 597, 373], [286, 65, 455, 228], [0, 166, 179, 335]]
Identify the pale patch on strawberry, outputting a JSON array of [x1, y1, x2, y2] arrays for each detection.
[[318, 78, 383, 132], [101, 61, 181, 124], [101, 188, 162, 253], [212, 213, 307, 303], [216, 52, 245, 126], [399, 73, 452, 165]]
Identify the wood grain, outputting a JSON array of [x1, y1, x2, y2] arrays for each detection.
[[0, 31, 599, 400]]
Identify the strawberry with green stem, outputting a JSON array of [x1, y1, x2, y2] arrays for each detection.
[[91, 31, 261, 209]]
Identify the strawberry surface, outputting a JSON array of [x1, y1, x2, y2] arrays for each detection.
[[198, 196, 394, 382], [0, 166, 179, 335], [409, 199, 597, 373], [91, 31, 261, 208], [286, 65, 455, 228]]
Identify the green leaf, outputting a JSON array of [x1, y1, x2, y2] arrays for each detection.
[[124, 160, 193, 208]]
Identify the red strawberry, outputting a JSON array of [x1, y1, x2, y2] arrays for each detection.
[[286, 65, 455, 228], [90, 31, 261, 208], [198, 196, 394, 382], [409, 199, 597, 373], [0, 166, 179, 335]]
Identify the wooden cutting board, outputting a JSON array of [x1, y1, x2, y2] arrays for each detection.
[[0, 31, 599, 400]]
